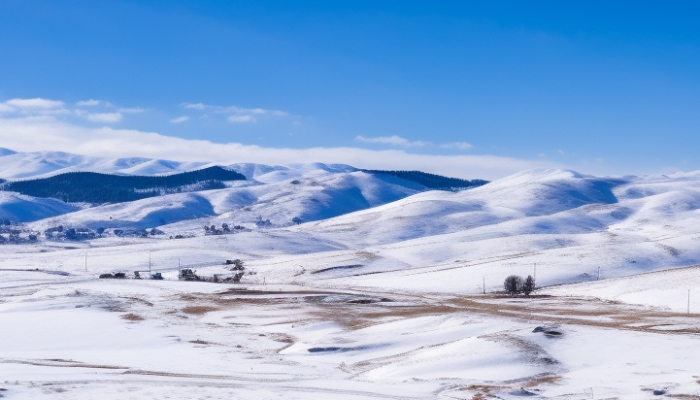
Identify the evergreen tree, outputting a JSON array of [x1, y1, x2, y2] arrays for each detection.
[[523, 275, 535, 296]]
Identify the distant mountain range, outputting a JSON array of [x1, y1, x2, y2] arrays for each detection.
[[0, 149, 487, 226], [3, 148, 700, 289]]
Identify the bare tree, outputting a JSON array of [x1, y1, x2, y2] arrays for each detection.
[[503, 275, 523, 295]]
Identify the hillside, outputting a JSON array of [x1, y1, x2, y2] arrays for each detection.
[[0, 191, 81, 222], [25, 169, 426, 230], [0, 150, 488, 225], [361, 169, 488, 190], [2, 166, 246, 204], [0, 149, 212, 180], [4, 164, 700, 400]]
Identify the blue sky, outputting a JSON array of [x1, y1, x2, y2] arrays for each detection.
[[1, 1, 700, 177]]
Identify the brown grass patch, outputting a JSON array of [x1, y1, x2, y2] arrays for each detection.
[[314, 304, 459, 330], [121, 313, 144, 321], [189, 339, 213, 345], [522, 374, 562, 387], [182, 305, 219, 315], [460, 384, 507, 399]]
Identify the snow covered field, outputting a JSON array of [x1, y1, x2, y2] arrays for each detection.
[[2, 151, 700, 398]]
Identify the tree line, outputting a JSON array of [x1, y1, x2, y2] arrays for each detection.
[[360, 169, 488, 190], [1, 166, 245, 204]]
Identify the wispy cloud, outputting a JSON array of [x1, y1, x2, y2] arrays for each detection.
[[86, 112, 122, 123], [181, 102, 289, 123], [357, 135, 475, 151], [182, 102, 287, 115], [355, 135, 430, 147], [0, 98, 69, 115], [118, 107, 145, 113], [0, 115, 554, 180], [183, 102, 206, 110], [228, 115, 255, 123], [219, 105, 289, 117], [1, 98, 141, 124], [6, 98, 65, 109], [170, 115, 190, 123], [76, 99, 101, 107], [441, 141, 473, 150]]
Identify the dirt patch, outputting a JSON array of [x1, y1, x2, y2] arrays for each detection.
[[121, 313, 144, 321], [182, 305, 219, 315]]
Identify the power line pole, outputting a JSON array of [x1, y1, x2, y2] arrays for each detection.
[[533, 263, 537, 288], [597, 266, 601, 281], [482, 276, 486, 294], [149, 252, 152, 275], [84, 251, 88, 272], [688, 289, 691, 315]]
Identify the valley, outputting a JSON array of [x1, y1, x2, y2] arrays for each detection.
[[1, 150, 700, 399]]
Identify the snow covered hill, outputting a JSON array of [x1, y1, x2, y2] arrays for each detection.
[[0, 149, 480, 227], [300, 168, 628, 246], [0, 191, 80, 222], [6, 147, 700, 292], [24, 169, 424, 230], [0, 148, 213, 179]]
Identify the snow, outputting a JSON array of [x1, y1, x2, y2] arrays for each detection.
[[0, 192, 80, 222], [16, 170, 423, 228], [2, 150, 700, 398]]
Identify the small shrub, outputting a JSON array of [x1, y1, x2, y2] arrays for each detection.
[[121, 313, 144, 321], [182, 306, 219, 315]]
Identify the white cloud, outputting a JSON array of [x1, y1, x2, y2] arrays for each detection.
[[0, 115, 554, 180], [86, 112, 122, 123], [441, 141, 473, 150], [170, 116, 190, 123], [228, 115, 255, 123], [76, 99, 101, 107], [118, 107, 145, 113], [220, 105, 289, 117], [355, 135, 430, 147], [182, 103, 289, 117], [0, 98, 69, 116], [5, 98, 65, 109], [182, 102, 206, 110]]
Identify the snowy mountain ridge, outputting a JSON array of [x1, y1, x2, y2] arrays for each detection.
[[0, 148, 483, 227], [0, 148, 350, 183]]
